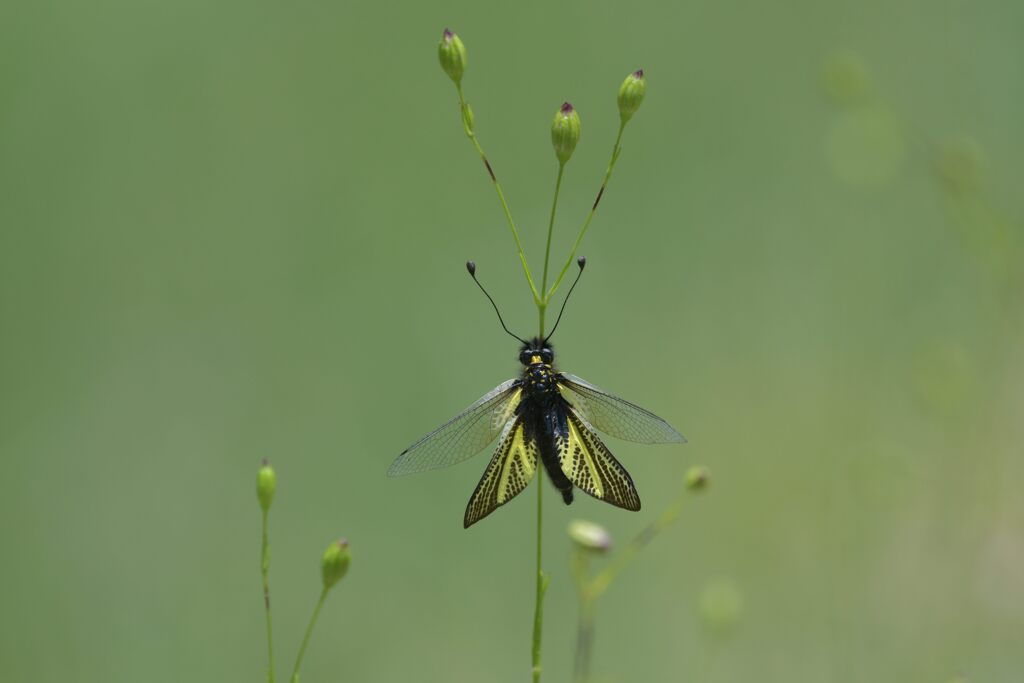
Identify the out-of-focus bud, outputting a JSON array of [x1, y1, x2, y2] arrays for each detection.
[[568, 519, 613, 555], [617, 69, 646, 123], [699, 577, 743, 637], [321, 539, 351, 590], [822, 51, 871, 106], [551, 102, 581, 165], [685, 465, 710, 491], [257, 459, 276, 512], [438, 29, 467, 85]]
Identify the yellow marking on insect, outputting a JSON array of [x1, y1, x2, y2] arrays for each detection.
[[497, 425, 535, 503], [530, 355, 543, 364], [566, 418, 604, 498]]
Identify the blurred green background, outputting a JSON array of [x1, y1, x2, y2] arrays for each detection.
[[2, 1, 1022, 681]]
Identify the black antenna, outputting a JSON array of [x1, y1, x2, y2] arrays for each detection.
[[544, 256, 586, 344], [466, 261, 528, 344]]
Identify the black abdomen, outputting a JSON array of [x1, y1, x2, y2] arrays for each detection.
[[524, 397, 574, 506]]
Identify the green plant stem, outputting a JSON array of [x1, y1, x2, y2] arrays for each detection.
[[261, 510, 275, 683], [571, 496, 684, 680], [538, 162, 567, 334], [547, 120, 627, 300], [570, 550, 593, 683], [455, 83, 540, 304], [290, 588, 329, 683], [588, 493, 686, 600], [573, 600, 596, 683], [531, 476, 549, 682]]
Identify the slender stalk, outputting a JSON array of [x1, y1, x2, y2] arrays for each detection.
[[547, 121, 627, 300], [261, 510, 275, 683], [589, 494, 685, 600], [531, 475, 548, 682], [571, 492, 691, 679], [539, 163, 567, 334], [290, 588, 329, 683], [573, 600, 595, 683], [455, 84, 541, 304], [570, 550, 594, 683]]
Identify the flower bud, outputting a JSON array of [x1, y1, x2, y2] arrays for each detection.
[[438, 29, 467, 85], [321, 539, 351, 590], [256, 459, 276, 512], [567, 519, 613, 555], [617, 69, 646, 123], [551, 102, 581, 165], [685, 465, 710, 491]]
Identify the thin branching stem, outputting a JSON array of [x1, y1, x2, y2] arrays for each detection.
[[588, 494, 686, 600], [539, 162, 567, 334], [455, 83, 541, 304], [547, 120, 627, 301], [573, 491, 691, 680], [290, 588, 329, 683], [261, 510, 275, 683], [531, 474, 549, 682]]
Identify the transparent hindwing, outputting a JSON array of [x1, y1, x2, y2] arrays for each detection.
[[557, 372, 686, 444], [388, 379, 523, 477]]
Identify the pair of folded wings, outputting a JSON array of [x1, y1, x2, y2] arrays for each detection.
[[388, 373, 685, 526]]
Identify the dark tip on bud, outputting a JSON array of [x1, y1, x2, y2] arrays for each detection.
[[466, 260, 476, 276], [686, 465, 710, 491], [438, 29, 466, 84], [618, 70, 647, 123], [321, 538, 352, 590], [552, 102, 581, 165], [260, 457, 269, 467], [577, 256, 586, 270]]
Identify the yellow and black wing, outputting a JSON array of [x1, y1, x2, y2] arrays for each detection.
[[558, 373, 685, 444], [557, 406, 641, 511], [388, 379, 523, 477], [464, 415, 538, 527]]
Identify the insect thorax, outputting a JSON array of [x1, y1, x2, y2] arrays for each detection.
[[523, 362, 558, 401]]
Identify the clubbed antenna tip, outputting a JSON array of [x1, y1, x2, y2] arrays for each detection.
[[466, 260, 476, 276], [577, 256, 586, 269]]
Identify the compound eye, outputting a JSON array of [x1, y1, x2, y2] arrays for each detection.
[[519, 349, 532, 365], [541, 349, 553, 364]]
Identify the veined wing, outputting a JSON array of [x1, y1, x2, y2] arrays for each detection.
[[464, 415, 537, 528], [558, 405, 641, 511], [388, 379, 522, 477], [557, 372, 686, 444]]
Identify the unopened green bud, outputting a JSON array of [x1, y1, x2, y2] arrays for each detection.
[[685, 465, 710, 491], [257, 459, 276, 512], [567, 519, 612, 554], [551, 102, 581, 165], [438, 29, 466, 85], [321, 539, 351, 590], [617, 69, 646, 123]]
